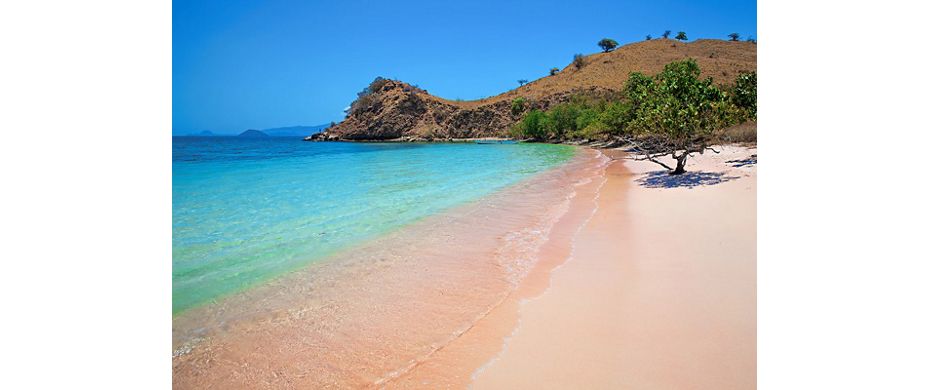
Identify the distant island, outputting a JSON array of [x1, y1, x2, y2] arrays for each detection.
[[263, 124, 330, 137], [238, 129, 269, 137]]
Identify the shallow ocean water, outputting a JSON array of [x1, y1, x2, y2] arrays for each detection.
[[172, 137, 574, 313]]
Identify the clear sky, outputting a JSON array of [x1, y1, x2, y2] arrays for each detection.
[[173, 0, 757, 135]]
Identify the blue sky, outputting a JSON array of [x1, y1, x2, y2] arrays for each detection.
[[173, 0, 757, 134]]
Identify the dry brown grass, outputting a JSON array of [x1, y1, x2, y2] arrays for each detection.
[[715, 121, 757, 144], [427, 39, 757, 108]]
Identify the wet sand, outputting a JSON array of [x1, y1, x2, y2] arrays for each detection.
[[172, 145, 756, 389], [472, 146, 757, 389], [172, 148, 610, 389]]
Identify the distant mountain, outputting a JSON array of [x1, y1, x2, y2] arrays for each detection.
[[262, 124, 331, 137], [238, 129, 269, 137]]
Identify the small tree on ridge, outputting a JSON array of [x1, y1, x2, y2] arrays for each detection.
[[662, 30, 671, 39], [598, 38, 619, 52], [728, 32, 740, 41], [675, 31, 688, 41]]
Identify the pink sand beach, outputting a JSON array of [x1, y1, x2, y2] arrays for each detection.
[[173, 145, 757, 389]]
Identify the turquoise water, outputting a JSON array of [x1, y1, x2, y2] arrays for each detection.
[[172, 137, 575, 313]]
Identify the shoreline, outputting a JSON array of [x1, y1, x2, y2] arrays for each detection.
[[472, 145, 757, 388], [172, 147, 608, 388], [172, 144, 756, 388]]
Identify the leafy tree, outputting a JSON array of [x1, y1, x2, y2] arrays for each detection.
[[518, 79, 528, 86], [675, 31, 688, 41], [646, 34, 652, 41], [597, 38, 619, 52], [625, 59, 727, 174], [662, 30, 671, 39], [550, 67, 560, 76], [728, 32, 740, 41], [572, 54, 587, 69]]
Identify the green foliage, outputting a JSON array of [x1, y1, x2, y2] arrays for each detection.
[[518, 79, 528, 86], [572, 54, 587, 69], [675, 31, 688, 41], [598, 38, 619, 52], [510, 60, 756, 144], [728, 32, 740, 41], [626, 59, 731, 147], [550, 67, 560, 76], [731, 71, 757, 117], [511, 97, 526, 115], [511, 109, 548, 140], [662, 30, 671, 39]]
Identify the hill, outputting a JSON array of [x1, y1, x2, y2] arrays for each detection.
[[312, 39, 756, 141], [238, 129, 269, 138]]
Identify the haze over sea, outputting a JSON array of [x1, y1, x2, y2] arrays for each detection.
[[172, 137, 574, 313]]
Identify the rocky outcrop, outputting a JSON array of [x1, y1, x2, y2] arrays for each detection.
[[311, 79, 616, 141]]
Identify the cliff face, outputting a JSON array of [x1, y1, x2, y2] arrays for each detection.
[[313, 39, 757, 141]]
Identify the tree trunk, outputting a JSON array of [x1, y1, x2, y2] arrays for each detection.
[[671, 153, 688, 175]]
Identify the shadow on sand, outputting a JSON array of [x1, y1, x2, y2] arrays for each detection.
[[726, 154, 757, 168], [637, 171, 739, 189]]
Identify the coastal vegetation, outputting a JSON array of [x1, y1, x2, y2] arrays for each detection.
[[510, 59, 757, 174]]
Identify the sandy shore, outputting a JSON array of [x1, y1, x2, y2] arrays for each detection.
[[172, 145, 756, 388], [472, 146, 757, 389]]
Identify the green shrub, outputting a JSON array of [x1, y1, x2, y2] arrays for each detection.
[[728, 33, 740, 41], [550, 67, 560, 76], [675, 31, 688, 41], [662, 30, 671, 39], [511, 109, 548, 140], [511, 97, 526, 115]]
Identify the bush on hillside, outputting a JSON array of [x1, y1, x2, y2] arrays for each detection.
[[662, 30, 671, 39], [511, 97, 526, 115], [646, 34, 652, 41], [728, 32, 740, 41], [550, 67, 560, 76], [572, 54, 587, 69], [675, 31, 688, 41], [518, 79, 528, 86]]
